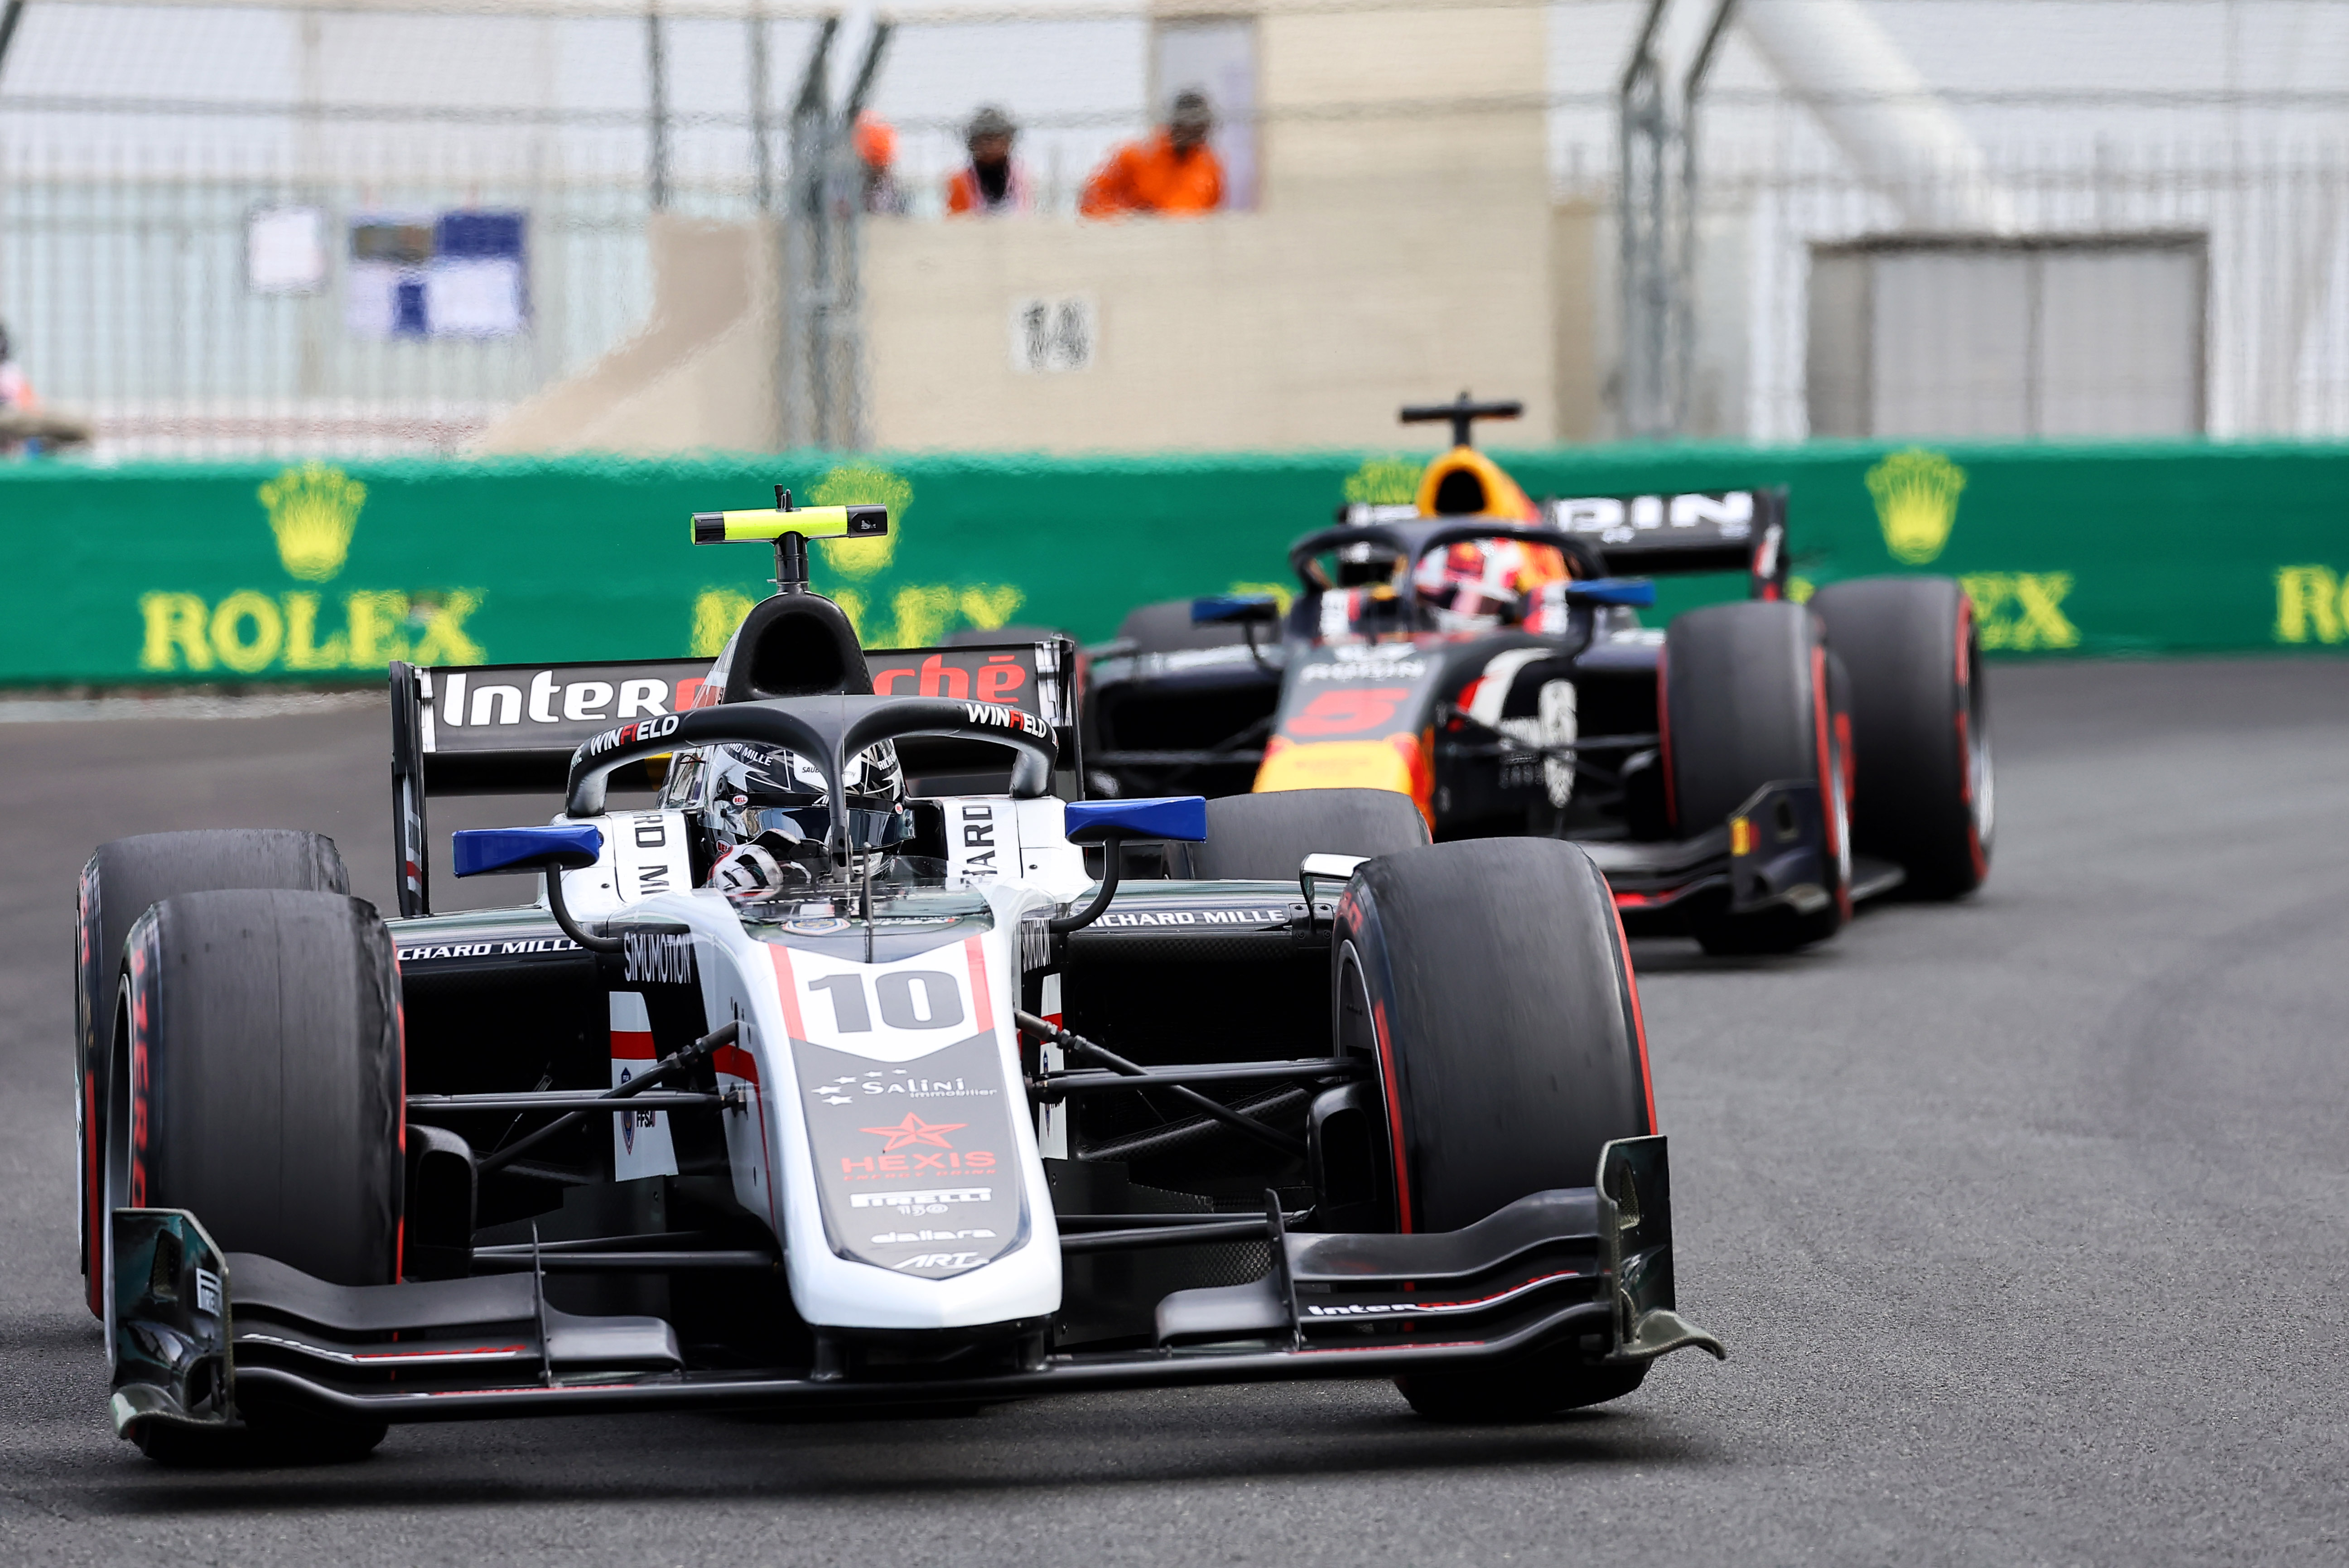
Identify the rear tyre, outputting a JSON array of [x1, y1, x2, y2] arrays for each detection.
[[1331, 839, 1656, 1419], [1664, 602, 1849, 955], [1807, 577, 1992, 898], [108, 888, 401, 1465], [1164, 788, 1428, 880], [76, 830, 349, 1315]]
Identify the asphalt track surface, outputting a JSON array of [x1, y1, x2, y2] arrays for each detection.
[[4, 659, 2347, 1565]]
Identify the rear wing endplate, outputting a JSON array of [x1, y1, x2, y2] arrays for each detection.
[[1541, 487, 1789, 594], [389, 638, 1081, 918]]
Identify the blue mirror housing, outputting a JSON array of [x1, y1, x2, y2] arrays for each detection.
[[1564, 577, 1658, 608], [1064, 796, 1208, 844], [452, 824, 604, 878], [1190, 594, 1282, 626]]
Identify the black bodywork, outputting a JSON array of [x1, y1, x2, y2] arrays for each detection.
[[1082, 489, 1863, 928]]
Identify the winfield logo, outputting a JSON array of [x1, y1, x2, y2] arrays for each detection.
[[581, 713, 680, 759], [961, 701, 1050, 738]]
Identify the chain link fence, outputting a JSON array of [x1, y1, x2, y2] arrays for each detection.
[[5, 0, 2349, 455]]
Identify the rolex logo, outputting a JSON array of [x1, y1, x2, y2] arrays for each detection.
[[1865, 449, 1966, 566], [259, 462, 366, 582]]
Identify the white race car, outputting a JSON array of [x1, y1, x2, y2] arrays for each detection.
[[77, 495, 1720, 1463]]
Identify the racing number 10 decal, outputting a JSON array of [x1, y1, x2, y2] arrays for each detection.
[[806, 971, 966, 1033], [1288, 687, 1413, 738]]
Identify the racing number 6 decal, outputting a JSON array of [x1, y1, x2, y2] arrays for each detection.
[[805, 970, 965, 1033], [1289, 687, 1412, 737]]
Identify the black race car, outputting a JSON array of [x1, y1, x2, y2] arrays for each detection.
[[1085, 397, 1991, 953], [73, 491, 1720, 1464]]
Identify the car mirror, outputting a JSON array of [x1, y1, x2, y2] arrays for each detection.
[[1563, 578, 1658, 608], [451, 824, 604, 878], [1064, 796, 1209, 845]]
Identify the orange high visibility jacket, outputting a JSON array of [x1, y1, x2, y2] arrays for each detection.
[[1080, 133, 1224, 217], [946, 161, 1032, 216]]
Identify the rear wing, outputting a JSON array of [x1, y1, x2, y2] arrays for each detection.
[[1542, 488, 1789, 594], [388, 638, 1081, 918]]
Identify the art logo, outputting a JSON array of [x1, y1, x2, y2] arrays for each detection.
[[259, 461, 366, 582], [136, 463, 487, 675], [1867, 449, 1967, 566]]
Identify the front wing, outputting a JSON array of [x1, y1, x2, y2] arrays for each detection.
[[109, 1139, 1719, 1437]]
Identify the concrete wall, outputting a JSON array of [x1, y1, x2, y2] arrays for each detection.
[[861, 1, 1557, 452], [471, 214, 782, 456]]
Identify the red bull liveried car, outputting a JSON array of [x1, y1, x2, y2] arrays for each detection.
[[1085, 396, 1992, 953], [73, 491, 1720, 1464]]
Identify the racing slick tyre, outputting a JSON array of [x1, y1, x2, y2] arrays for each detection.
[[1807, 576, 1992, 898], [106, 888, 400, 1464], [1330, 838, 1657, 1419], [1164, 788, 1429, 880], [1664, 602, 1851, 955], [76, 829, 349, 1317]]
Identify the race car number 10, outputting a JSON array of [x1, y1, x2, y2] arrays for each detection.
[[807, 970, 966, 1033]]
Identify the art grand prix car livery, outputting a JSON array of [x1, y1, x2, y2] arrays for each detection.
[[74, 488, 1719, 1464], [1086, 395, 1992, 954]]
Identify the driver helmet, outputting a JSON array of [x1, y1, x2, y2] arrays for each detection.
[[1412, 538, 1572, 630], [670, 740, 906, 900]]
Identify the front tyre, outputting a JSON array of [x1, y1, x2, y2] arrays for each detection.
[[1807, 576, 1991, 898], [1664, 601, 1850, 954], [76, 830, 349, 1316], [108, 888, 401, 1465], [1331, 839, 1656, 1418]]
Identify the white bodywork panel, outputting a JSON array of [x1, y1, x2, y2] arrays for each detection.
[[547, 802, 1076, 1332]]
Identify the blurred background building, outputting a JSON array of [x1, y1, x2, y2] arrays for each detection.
[[0, 0, 2344, 457]]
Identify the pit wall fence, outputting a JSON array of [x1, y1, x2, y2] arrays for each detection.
[[6, 439, 2347, 686]]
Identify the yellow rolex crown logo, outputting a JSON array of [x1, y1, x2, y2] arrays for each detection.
[[810, 462, 909, 579], [1865, 449, 1965, 566], [259, 462, 366, 582], [1344, 456, 1423, 507]]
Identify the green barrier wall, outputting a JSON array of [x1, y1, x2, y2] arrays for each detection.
[[5, 440, 2347, 685]]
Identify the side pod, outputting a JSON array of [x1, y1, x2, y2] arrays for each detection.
[[109, 1209, 234, 1441]]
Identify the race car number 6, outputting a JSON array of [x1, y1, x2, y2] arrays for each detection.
[[1288, 686, 1412, 737]]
